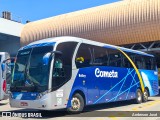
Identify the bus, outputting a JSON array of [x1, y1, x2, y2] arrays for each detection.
[[9, 36, 159, 113], [0, 52, 11, 101]]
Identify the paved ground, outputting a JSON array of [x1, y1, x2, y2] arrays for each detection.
[[0, 92, 160, 120]]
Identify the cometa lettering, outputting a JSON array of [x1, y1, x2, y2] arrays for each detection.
[[95, 68, 118, 78]]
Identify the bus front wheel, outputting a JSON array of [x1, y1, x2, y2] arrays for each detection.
[[134, 89, 142, 104], [67, 93, 84, 114]]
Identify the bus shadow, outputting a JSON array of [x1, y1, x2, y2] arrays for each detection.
[[83, 99, 153, 112], [2, 100, 154, 118]]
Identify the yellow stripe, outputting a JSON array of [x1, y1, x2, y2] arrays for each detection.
[[109, 117, 119, 120], [117, 48, 144, 93]]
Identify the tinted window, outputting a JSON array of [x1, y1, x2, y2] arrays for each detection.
[[56, 42, 78, 66], [126, 52, 156, 70], [151, 58, 155, 70], [11, 46, 53, 92], [75, 44, 157, 70], [108, 49, 123, 67], [134, 55, 143, 69], [76, 44, 136, 68], [52, 42, 77, 89], [143, 56, 150, 70], [76, 44, 109, 68], [75, 44, 92, 68], [29, 46, 53, 86], [122, 52, 133, 68], [89, 46, 109, 66]]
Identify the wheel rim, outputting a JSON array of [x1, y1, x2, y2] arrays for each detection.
[[143, 90, 148, 101], [71, 97, 80, 110], [137, 91, 142, 102]]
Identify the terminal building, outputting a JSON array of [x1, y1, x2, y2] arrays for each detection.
[[0, 11, 24, 56], [1, 0, 160, 68], [20, 0, 160, 67]]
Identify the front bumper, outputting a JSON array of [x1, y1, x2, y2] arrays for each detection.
[[9, 93, 66, 110], [10, 98, 51, 110]]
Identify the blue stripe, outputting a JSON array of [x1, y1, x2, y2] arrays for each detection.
[[12, 92, 39, 100], [107, 81, 140, 102], [125, 72, 136, 100], [119, 48, 154, 57], [129, 70, 139, 87], [94, 69, 135, 104], [103, 45, 117, 50], [22, 42, 56, 50], [114, 68, 131, 101]]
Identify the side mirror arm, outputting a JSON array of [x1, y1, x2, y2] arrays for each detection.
[[50, 51, 62, 56]]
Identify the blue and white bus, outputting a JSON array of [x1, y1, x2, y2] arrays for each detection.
[[0, 52, 11, 101], [10, 36, 159, 113]]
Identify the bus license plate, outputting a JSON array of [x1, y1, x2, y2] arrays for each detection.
[[21, 102, 28, 106]]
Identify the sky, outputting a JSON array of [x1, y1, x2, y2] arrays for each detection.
[[0, 0, 119, 23]]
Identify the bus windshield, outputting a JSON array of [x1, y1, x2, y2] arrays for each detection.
[[11, 46, 53, 92]]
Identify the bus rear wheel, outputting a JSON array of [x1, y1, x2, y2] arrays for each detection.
[[67, 93, 84, 114], [142, 89, 149, 102], [134, 89, 142, 104]]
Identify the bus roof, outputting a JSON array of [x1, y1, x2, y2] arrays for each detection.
[[20, 36, 154, 57]]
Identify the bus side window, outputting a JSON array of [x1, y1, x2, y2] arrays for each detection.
[[76, 44, 109, 67], [141, 56, 146, 69], [151, 58, 156, 70], [135, 55, 143, 69], [108, 49, 123, 67], [123, 57, 132, 68], [144, 56, 151, 70], [52, 42, 77, 89], [75, 44, 92, 68], [89, 46, 109, 66]]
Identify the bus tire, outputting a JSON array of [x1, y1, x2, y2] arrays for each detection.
[[67, 93, 84, 114], [142, 89, 149, 102], [134, 89, 142, 104]]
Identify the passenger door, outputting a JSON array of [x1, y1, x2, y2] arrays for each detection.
[[52, 42, 78, 90]]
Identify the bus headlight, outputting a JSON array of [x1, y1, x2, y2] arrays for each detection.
[[36, 93, 43, 100], [36, 90, 49, 100]]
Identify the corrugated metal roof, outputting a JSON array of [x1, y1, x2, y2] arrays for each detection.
[[21, 0, 160, 46]]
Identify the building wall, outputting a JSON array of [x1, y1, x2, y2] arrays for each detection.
[[0, 18, 23, 37], [21, 0, 160, 46], [0, 18, 24, 56], [0, 33, 20, 56]]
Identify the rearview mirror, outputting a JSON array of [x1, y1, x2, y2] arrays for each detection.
[[51, 51, 62, 56], [43, 53, 52, 65], [43, 51, 62, 65]]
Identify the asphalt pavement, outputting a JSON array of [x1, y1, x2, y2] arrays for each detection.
[[0, 89, 160, 120]]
